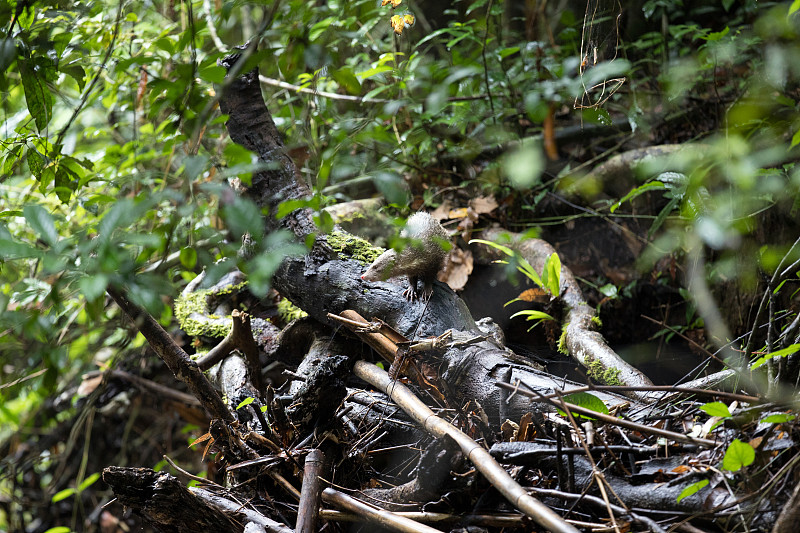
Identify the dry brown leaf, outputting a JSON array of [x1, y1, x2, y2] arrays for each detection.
[[516, 287, 552, 303], [439, 248, 473, 291], [77, 375, 103, 397], [430, 202, 451, 221], [469, 195, 498, 215], [501, 419, 519, 441]]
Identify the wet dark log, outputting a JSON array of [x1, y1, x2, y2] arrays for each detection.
[[102, 467, 244, 532]]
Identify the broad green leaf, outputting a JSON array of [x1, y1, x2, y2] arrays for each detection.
[[598, 283, 618, 298], [79, 274, 109, 301], [24, 205, 59, 246], [559, 392, 610, 419], [699, 402, 731, 418], [43, 528, 71, 533], [677, 479, 709, 502], [0, 239, 41, 259], [722, 439, 755, 472], [180, 247, 198, 269], [198, 64, 226, 84], [19, 57, 56, 130], [498, 46, 520, 59], [791, 0, 800, 15], [332, 67, 361, 95]]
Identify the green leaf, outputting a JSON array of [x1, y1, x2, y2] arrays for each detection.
[[184, 155, 209, 180], [704, 26, 730, 41], [332, 67, 361, 95], [236, 397, 255, 410], [751, 343, 800, 369], [51, 487, 76, 503], [598, 283, 618, 298], [43, 528, 72, 533], [509, 309, 555, 322], [468, 239, 514, 257], [610, 181, 665, 213], [79, 274, 109, 301], [761, 414, 796, 424], [498, 46, 520, 59], [180, 247, 198, 269], [373, 171, 409, 205], [699, 402, 731, 418], [77, 472, 100, 492], [24, 204, 59, 246], [677, 479, 709, 502], [309, 16, 336, 41], [543, 253, 561, 296], [722, 439, 755, 472], [221, 198, 264, 242], [559, 392, 609, 419], [791, 0, 800, 15], [198, 64, 226, 84], [790, 129, 800, 149], [357, 65, 393, 80], [0, 239, 41, 259], [516, 261, 543, 287], [19, 57, 56, 130]]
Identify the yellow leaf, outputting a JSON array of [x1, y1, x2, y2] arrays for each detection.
[[403, 13, 415, 26], [391, 14, 405, 34]]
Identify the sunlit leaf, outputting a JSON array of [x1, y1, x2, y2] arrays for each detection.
[[51, 488, 76, 503], [509, 310, 555, 322], [699, 402, 731, 418], [761, 413, 796, 424], [78, 472, 101, 492], [751, 344, 800, 369], [677, 479, 709, 502], [237, 397, 255, 410], [722, 439, 755, 472]]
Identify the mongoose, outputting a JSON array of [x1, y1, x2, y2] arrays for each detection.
[[361, 212, 449, 301]]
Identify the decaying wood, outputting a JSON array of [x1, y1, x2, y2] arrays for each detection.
[[101, 467, 249, 532], [296, 449, 325, 533], [321, 488, 448, 533], [353, 358, 580, 533]]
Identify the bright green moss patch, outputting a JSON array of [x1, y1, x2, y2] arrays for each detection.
[[278, 298, 308, 322], [586, 358, 623, 386], [174, 284, 248, 338], [326, 231, 384, 264]]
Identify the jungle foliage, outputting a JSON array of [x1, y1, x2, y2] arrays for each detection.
[[1, 0, 800, 530]]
